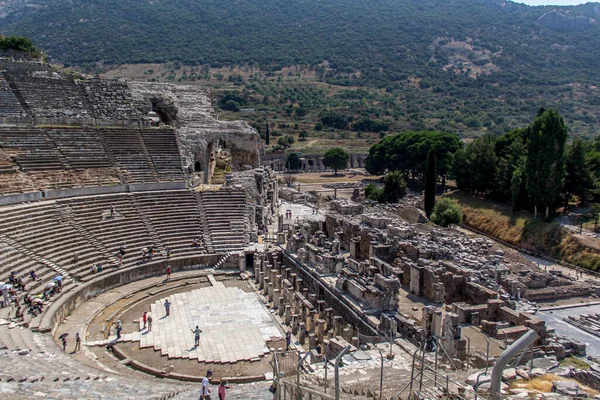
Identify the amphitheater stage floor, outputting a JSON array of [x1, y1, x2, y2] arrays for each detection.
[[110, 276, 281, 363], [57, 270, 284, 381]]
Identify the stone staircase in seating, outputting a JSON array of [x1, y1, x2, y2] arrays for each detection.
[[199, 190, 248, 253]]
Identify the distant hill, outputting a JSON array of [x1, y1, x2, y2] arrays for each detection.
[[1, 0, 599, 135]]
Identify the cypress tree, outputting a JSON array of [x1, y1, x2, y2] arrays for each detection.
[[424, 149, 437, 218], [265, 123, 270, 146]]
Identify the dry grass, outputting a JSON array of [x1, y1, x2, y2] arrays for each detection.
[[444, 191, 600, 271], [444, 191, 530, 243], [560, 356, 591, 370], [290, 172, 381, 185]]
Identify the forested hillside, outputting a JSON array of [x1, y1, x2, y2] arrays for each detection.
[[2, 0, 599, 136]]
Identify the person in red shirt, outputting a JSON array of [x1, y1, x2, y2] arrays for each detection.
[[166, 265, 172, 280], [218, 380, 229, 400]]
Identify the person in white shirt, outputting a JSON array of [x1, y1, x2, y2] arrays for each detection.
[[201, 370, 213, 399]]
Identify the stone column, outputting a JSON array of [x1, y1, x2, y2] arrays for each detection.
[[263, 277, 270, 296], [278, 297, 285, 316], [259, 272, 265, 290], [305, 310, 313, 332], [292, 314, 299, 334], [296, 278, 303, 292], [254, 267, 260, 284], [316, 319, 325, 343], [308, 333, 316, 350], [268, 282, 274, 302], [285, 305, 291, 325], [298, 322, 306, 345], [273, 289, 280, 309], [333, 316, 343, 336]]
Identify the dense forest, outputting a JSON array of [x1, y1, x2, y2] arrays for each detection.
[[1, 0, 599, 136]]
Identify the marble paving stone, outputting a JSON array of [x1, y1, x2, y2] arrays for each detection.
[[118, 278, 282, 363]]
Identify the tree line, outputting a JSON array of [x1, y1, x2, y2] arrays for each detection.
[[366, 109, 598, 219]]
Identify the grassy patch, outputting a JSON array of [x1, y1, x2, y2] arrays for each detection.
[[560, 356, 590, 370]]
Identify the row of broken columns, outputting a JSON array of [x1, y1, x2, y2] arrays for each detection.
[[254, 252, 360, 351]]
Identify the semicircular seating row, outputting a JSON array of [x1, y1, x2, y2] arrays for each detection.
[[0, 190, 249, 299]]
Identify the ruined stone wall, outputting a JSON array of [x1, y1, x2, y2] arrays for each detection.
[[129, 82, 261, 182], [78, 78, 143, 120]]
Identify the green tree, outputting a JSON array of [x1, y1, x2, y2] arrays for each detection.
[[470, 137, 498, 195], [299, 130, 309, 141], [431, 198, 463, 227], [449, 148, 471, 192], [511, 166, 524, 213], [286, 152, 301, 171], [525, 109, 568, 219], [449, 137, 497, 196], [497, 138, 525, 201], [565, 138, 595, 202], [323, 147, 349, 176], [365, 184, 383, 202], [383, 171, 407, 203], [365, 131, 461, 183], [320, 112, 348, 130], [424, 149, 436, 217], [0, 36, 36, 52], [265, 123, 270, 146]]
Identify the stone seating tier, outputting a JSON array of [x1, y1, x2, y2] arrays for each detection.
[[0, 75, 26, 116], [47, 128, 112, 169], [0, 126, 185, 193], [140, 129, 184, 181], [0, 325, 191, 399], [0, 190, 249, 292], [3, 69, 91, 118]]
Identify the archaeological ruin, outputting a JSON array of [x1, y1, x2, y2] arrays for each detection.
[[1, 56, 599, 400]]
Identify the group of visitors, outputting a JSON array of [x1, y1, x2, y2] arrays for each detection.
[[200, 370, 231, 400], [91, 263, 103, 274], [59, 332, 82, 353], [285, 209, 293, 219], [142, 311, 153, 332]]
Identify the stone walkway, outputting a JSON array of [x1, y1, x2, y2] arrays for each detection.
[[88, 276, 283, 363]]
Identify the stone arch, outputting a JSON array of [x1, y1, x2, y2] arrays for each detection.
[[194, 161, 201, 172], [149, 96, 178, 126]]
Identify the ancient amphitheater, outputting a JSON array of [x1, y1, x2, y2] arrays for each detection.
[[3, 55, 600, 400], [0, 57, 282, 399]]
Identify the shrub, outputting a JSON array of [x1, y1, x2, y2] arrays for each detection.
[[431, 198, 463, 227], [365, 184, 383, 202], [383, 171, 407, 203]]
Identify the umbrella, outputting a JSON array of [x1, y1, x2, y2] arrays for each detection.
[[0, 284, 13, 290], [45, 282, 56, 289], [32, 298, 43, 304], [0, 282, 5, 286], [58, 333, 69, 340], [53, 276, 63, 282]]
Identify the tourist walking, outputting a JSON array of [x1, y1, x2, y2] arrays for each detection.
[[142, 312, 147, 329], [116, 320, 123, 340], [74, 332, 81, 352], [166, 265, 172, 280], [166, 247, 172, 260], [147, 315, 153, 332], [191, 325, 202, 347], [164, 299, 171, 317], [61, 335, 67, 351], [218, 380, 230, 400], [201, 370, 213, 399]]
